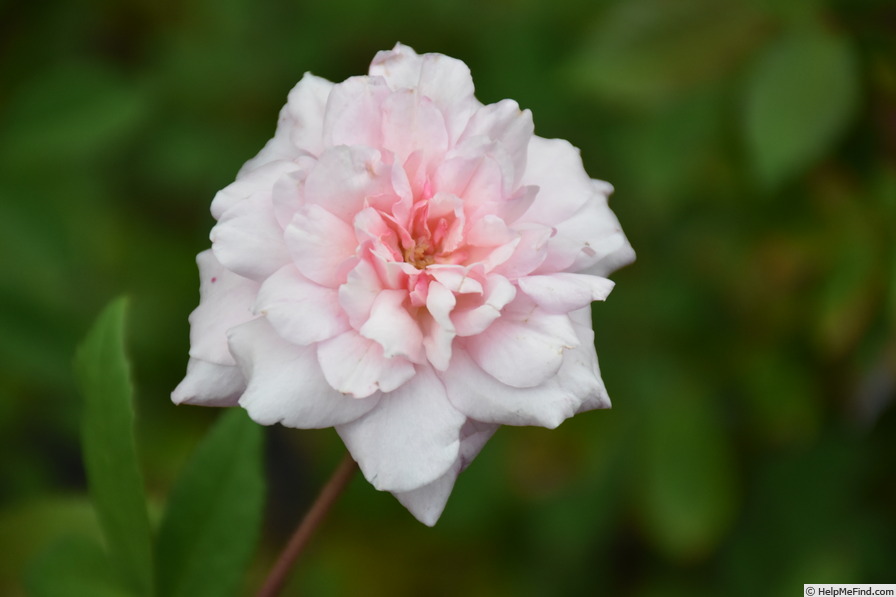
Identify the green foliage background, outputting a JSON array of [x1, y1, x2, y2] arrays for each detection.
[[1, 0, 894, 594]]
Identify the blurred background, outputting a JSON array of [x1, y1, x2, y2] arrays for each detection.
[[1, 0, 894, 594]]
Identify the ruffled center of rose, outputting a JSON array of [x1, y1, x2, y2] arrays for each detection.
[[374, 181, 469, 271]]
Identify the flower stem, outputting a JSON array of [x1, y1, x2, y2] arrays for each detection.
[[255, 452, 358, 597]]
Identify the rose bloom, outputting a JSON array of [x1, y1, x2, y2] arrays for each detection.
[[173, 44, 634, 525]]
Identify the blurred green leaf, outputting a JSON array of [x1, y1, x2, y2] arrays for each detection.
[[0, 497, 103, 596], [155, 409, 264, 597], [743, 25, 859, 188], [73, 298, 152, 597], [25, 536, 134, 597], [567, 0, 768, 106], [638, 390, 738, 560], [1, 62, 146, 167]]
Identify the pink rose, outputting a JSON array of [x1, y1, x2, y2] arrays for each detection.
[[173, 44, 634, 525]]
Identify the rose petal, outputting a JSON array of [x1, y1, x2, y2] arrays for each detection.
[[392, 419, 497, 525], [538, 194, 635, 275], [302, 145, 395, 222], [458, 100, 533, 186], [171, 358, 245, 407], [228, 318, 380, 427], [359, 289, 425, 362], [236, 73, 333, 175], [423, 281, 457, 370], [444, 307, 609, 428], [369, 43, 478, 144], [284, 203, 358, 287], [255, 265, 349, 345], [451, 274, 516, 337], [283, 73, 334, 157], [322, 75, 389, 148], [211, 188, 290, 281], [338, 258, 383, 329], [211, 160, 300, 220], [381, 89, 449, 167], [187, 250, 259, 365], [517, 273, 615, 313], [336, 366, 466, 492], [463, 298, 578, 388], [317, 331, 415, 398], [518, 136, 595, 225]]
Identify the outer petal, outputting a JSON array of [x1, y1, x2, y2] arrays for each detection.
[[211, 160, 301, 220], [463, 298, 578, 388], [236, 73, 334, 175], [517, 273, 615, 313], [283, 73, 334, 157], [336, 366, 466, 492], [171, 358, 245, 406], [228, 318, 380, 428], [187, 249, 259, 365], [255, 265, 349, 345], [369, 43, 478, 144], [322, 76, 389, 149], [518, 136, 595, 225], [538, 193, 635, 276], [392, 419, 497, 525], [457, 100, 533, 186], [443, 307, 609, 428], [317, 331, 415, 398], [211, 188, 290, 281]]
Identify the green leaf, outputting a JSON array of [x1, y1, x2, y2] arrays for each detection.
[[25, 536, 136, 597], [743, 25, 859, 188], [637, 388, 738, 560], [73, 298, 152, 597], [1, 62, 146, 167], [155, 409, 265, 597], [566, 0, 768, 106]]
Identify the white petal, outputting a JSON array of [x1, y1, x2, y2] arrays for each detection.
[[337, 258, 383, 329], [317, 331, 415, 398], [283, 73, 334, 157], [451, 274, 516, 337], [236, 74, 334, 175], [458, 100, 533, 186], [539, 195, 635, 276], [392, 464, 459, 526], [171, 357, 245, 406], [463, 298, 578, 388], [211, 188, 290, 281], [322, 76, 389, 148], [518, 273, 615, 313], [187, 250, 259, 365], [369, 43, 478, 144], [434, 153, 504, 209], [444, 308, 609, 428], [423, 281, 457, 370], [283, 203, 357, 288], [211, 160, 300, 220], [255, 265, 349, 345], [336, 366, 466, 492], [518, 136, 595, 225], [392, 418, 496, 525], [381, 90, 449, 166], [228, 319, 379, 428], [301, 145, 394, 222], [359, 289, 424, 362]]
